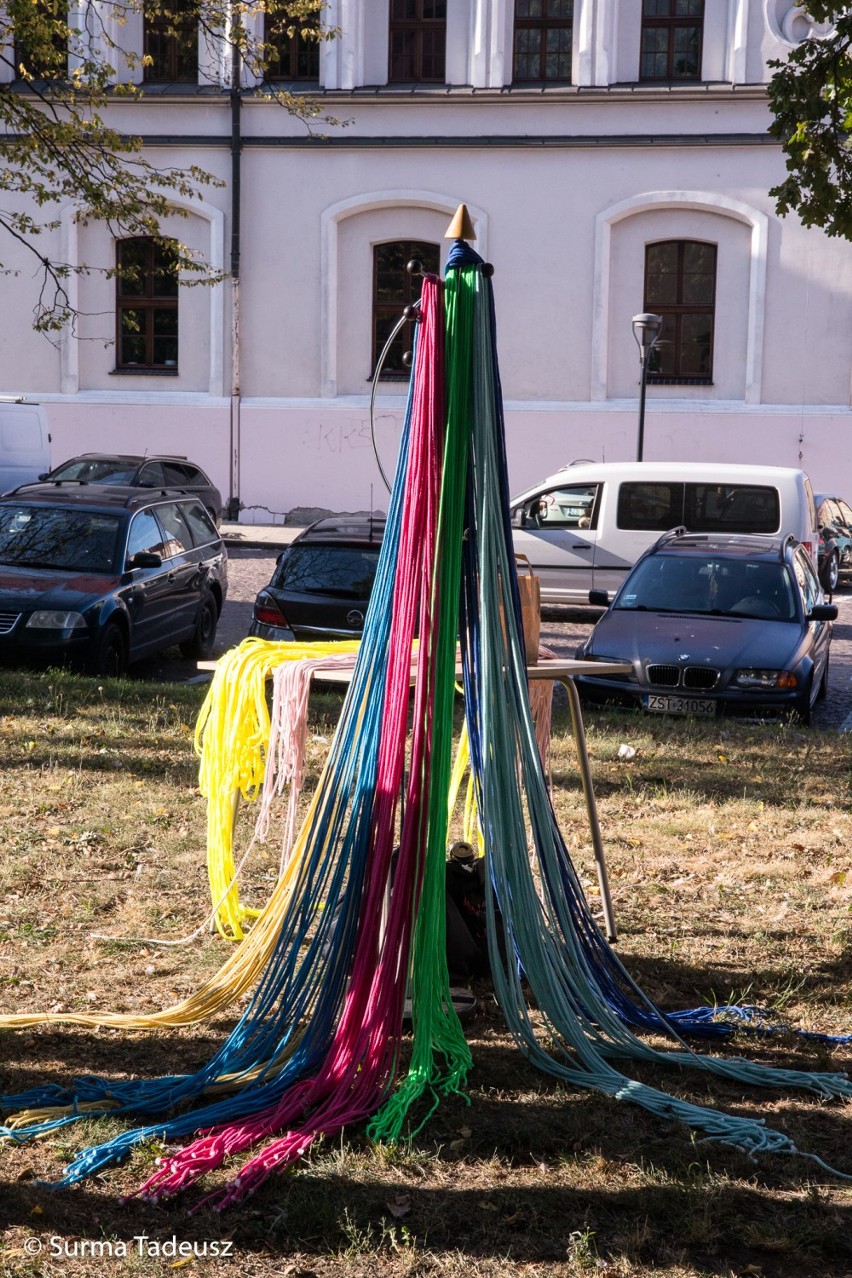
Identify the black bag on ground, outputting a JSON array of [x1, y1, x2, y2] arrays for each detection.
[[445, 842, 493, 983]]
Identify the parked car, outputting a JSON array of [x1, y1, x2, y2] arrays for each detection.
[[574, 530, 836, 724], [510, 461, 818, 604], [815, 492, 852, 591], [250, 515, 384, 642], [36, 454, 222, 527], [0, 485, 227, 676]]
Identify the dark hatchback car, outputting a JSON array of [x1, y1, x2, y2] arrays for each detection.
[[575, 530, 835, 724], [250, 516, 385, 642], [36, 454, 222, 527], [0, 485, 228, 676]]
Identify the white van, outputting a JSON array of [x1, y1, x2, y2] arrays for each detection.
[[510, 461, 818, 605], [0, 401, 50, 494]]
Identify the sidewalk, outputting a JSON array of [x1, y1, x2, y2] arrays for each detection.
[[219, 522, 304, 550]]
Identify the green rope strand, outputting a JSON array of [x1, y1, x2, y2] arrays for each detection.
[[370, 264, 476, 1143]]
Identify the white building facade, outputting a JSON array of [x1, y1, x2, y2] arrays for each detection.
[[2, 0, 850, 521]]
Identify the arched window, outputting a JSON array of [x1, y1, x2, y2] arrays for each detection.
[[388, 0, 446, 83], [116, 237, 179, 372], [372, 240, 439, 379], [644, 239, 716, 383], [264, 14, 320, 80], [143, 0, 198, 83], [513, 0, 573, 84], [640, 0, 703, 82]]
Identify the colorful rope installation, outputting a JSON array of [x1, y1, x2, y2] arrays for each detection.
[[0, 239, 850, 1204]]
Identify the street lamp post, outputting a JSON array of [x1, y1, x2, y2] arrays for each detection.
[[632, 312, 663, 462]]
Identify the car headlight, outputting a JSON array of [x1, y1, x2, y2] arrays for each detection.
[[734, 669, 799, 690], [25, 611, 88, 631]]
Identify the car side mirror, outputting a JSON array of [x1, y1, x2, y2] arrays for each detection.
[[809, 604, 838, 622], [510, 508, 523, 528], [589, 589, 610, 607], [128, 551, 162, 569]]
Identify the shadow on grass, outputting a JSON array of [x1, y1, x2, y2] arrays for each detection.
[[0, 1074, 850, 1276]]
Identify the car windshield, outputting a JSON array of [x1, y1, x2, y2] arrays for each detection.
[[0, 506, 122, 573], [275, 544, 380, 598], [49, 459, 137, 484], [616, 555, 797, 621]]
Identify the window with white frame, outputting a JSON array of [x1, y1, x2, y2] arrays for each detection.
[[116, 237, 179, 371], [644, 239, 716, 383], [264, 11, 320, 80], [143, 0, 198, 83], [512, 0, 573, 84], [388, 0, 446, 83], [640, 0, 703, 82]]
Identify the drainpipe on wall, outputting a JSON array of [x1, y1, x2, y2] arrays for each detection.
[[227, 32, 242, 522]]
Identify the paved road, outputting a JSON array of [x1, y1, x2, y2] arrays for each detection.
[[137, 547, 852, 731]]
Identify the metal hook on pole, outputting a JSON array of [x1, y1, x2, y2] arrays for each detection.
[[369, 260, 424, 494]]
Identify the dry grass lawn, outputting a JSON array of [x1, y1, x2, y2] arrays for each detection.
[[0, 667, 850, 1278]]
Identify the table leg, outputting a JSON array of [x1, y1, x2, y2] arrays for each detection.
[[558, 677, 618, 942]]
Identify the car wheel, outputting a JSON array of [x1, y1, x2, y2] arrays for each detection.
[[817, 654, 829, 701], [180, 591, 218, 659], [821, 550, 840, 593], [90, 622, 127, 678]]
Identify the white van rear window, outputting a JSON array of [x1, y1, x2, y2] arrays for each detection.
[[616, 482, 780, 534]]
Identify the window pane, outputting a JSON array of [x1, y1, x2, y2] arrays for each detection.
[[548, 0, 572, 15], [153, 503, 192, 556], [672, 24, 700, 77], [153, 307, 178, 336], [118, 240, 149, 297], [375, 245, 408, 302], [389, 30, 416, 80], [278, 546, 380, 597], [127, 509, 166, 560], [420, 29, 445, 80], [680, 314, 712, 374], [617, 483, 682, 532], [649, 313, 677, 376], [153, 336, 179, 365], [182, 500, 217, 546]]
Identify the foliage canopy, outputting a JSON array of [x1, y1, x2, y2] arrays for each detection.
[[767, 4, 852, 239]]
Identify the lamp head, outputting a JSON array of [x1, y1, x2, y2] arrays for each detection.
[[632, 312, 663, 362]]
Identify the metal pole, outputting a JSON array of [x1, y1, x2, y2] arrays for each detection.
[[637, 348, 648, 463], [227, 33, 242, 522]]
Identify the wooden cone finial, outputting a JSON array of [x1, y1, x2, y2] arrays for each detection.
[[445, 203, 476, 241]]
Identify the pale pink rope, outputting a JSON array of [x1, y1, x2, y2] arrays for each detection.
[[252, 652, 360, 874]]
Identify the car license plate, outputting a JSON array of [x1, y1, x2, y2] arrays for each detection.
[[643, 694, 716, 717]]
